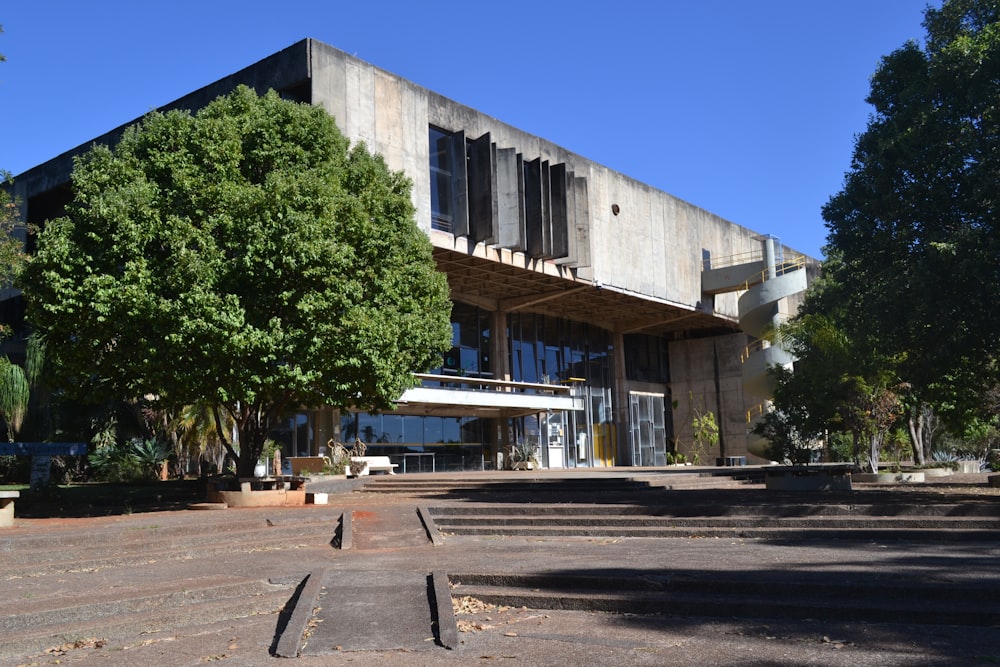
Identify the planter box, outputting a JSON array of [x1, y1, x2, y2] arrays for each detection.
[[921, 467, 953, 478], [207, 488, 306, 507], [958, 460, 981, 474]]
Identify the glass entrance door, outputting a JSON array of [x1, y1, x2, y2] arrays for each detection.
[[629, 392, 666, 466]]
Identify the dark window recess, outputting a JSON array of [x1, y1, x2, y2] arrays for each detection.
[[279, 81, 311, 104], [429, 127, 468, 234], [624, 333, 670, 384]]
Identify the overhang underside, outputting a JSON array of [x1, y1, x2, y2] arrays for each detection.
[[432, 245, 740, 338]]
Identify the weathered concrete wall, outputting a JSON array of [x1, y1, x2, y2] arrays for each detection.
[[303, 40, 784, 321], [668, 333, 750, 462], [15, 37, 808, 324]]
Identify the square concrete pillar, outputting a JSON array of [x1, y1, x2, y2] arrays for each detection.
[[0, 491, 19, 527]]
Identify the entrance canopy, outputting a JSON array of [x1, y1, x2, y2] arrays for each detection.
[[395, 374, 584, 419]]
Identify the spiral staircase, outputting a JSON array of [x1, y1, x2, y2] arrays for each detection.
[[701, 237, 808, 458]]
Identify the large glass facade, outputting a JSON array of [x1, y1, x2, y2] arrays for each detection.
[[442, 303, 491, 378], [508, 313, 611, 386], [507, 312, 615, 467], [330, 305, 620, 470]]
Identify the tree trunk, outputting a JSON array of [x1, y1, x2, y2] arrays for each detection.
[[235, 423, 269, 479], [867, 433, 881, 474], [908, 411, 926, 466]]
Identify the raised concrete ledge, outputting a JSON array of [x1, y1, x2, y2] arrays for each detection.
[[854, 472, 926, 484], [764, 465, 853, 491]]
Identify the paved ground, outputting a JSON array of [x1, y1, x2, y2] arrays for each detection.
[[2, 468, 1000, 666]]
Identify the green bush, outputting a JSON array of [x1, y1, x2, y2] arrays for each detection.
[[0, 454, 29, 484], [89, 438, 169, 483]]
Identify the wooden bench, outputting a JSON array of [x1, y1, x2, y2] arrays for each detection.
[[349, 456, 398, 476], [1, 490, 20, 527]]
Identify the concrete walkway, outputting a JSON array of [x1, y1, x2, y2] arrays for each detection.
[[1, 468, 999, 666]]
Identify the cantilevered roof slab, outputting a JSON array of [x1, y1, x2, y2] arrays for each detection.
[[392, 374, 585, 419]]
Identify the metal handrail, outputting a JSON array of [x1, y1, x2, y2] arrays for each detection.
[[702, 248, 763, 270], [745, 402, 767, 424], [740, 254, 807, 291], [413, 373, 574, 395]]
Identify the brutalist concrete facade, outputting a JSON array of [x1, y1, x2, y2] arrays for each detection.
[[12, 38, 817, 466]]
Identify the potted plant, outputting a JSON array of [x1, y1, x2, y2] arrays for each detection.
[[511, 442, 538, 470]]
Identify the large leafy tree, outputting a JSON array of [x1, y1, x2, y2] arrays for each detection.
[[820, 0, 1000, 425], [22, 85, 453, 477]]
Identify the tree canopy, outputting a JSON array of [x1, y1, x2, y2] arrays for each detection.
[[818, 0, 1000, 424], [22, 85, 453, 476], [760, 0, 1000, 466]]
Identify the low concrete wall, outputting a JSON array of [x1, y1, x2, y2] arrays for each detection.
[[853, 472, 925, 484], [208, 489, 306, 507]]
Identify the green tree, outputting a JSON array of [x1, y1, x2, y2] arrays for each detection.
[[0, 25, 28, 299], [820, 0, 1000, 424], [765, 314, 908, 472], [22, 86, 453, 478]]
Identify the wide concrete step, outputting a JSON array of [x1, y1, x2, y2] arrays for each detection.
[[428, 501, 1000, 518], [362, 475, 754, 501], [0, 513, 340, 576], [449, 572, 999, 627], [431, 514, 1000, 531], [434, 523, 1000, 541], [0, 576, 295, 660], [426, 502, 1000, 540]]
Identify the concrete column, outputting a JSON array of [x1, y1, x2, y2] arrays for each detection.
[[491, 310, 511, 382], [491, 309, 512, 467], [612, 331, 629, 466], [763, 236, 777, 280]]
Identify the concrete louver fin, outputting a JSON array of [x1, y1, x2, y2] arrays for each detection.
[[549, 162, 570, 260], [466, 130, 588, 265], [554, 171, 591, 267], [524, 157, 548, 257], [449, 130, 469, 237], [496, 147, 526, 250], [468, 132, 497, 244], [572, 174, 591, 268]]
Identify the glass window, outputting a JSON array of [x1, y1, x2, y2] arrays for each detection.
[[624, 334, 669, 383], [399, 416, 421, 445], [357, 413, 382, 444], [429, 127, 454, 232]]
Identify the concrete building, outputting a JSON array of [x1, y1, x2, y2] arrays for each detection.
[[9, 39, 818, 471]]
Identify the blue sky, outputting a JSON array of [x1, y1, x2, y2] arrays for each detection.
[[1, 1, 932, 259]]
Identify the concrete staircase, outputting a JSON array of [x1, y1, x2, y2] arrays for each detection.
[[701, 237, 809, 457], [427, 501, 1000, 541], [448, 569, 1000, 627], [0, 509, 341, 661], [362, 471, 755, 500], [364, 475, 1000, 541]]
